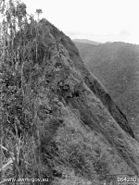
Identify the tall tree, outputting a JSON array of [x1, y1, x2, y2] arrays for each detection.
[[35, 9, 42, 22]]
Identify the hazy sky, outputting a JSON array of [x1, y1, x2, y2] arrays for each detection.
[[23, 0, 139, 44]]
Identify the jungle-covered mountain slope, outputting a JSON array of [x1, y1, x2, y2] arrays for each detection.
[[1, 2, 139, 184], [15, 20, 139, 181], [75, 41, 139, 135]]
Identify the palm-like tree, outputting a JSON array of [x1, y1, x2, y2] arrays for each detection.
[[35, 9, 42, 21]]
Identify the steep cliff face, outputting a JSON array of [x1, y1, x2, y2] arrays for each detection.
[[19, 19, 139, 183]]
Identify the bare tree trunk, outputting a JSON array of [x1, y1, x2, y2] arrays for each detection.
[[0, 121, 3, 182]]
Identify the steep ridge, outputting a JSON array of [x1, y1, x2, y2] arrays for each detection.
[[17, 19, 139, 183], [63, 40, 135, 138]]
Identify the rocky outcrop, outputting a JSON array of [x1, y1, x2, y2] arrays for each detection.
[[20, 19, 139, 183]]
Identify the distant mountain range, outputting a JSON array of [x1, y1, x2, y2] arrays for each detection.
[[73, 39, 100, 45], [74, 40, 139, 135]]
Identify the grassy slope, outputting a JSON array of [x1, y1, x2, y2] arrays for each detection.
[[25, 21, 139, 180]]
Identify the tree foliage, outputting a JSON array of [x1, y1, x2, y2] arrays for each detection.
[[0, 0, 44, 183]]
